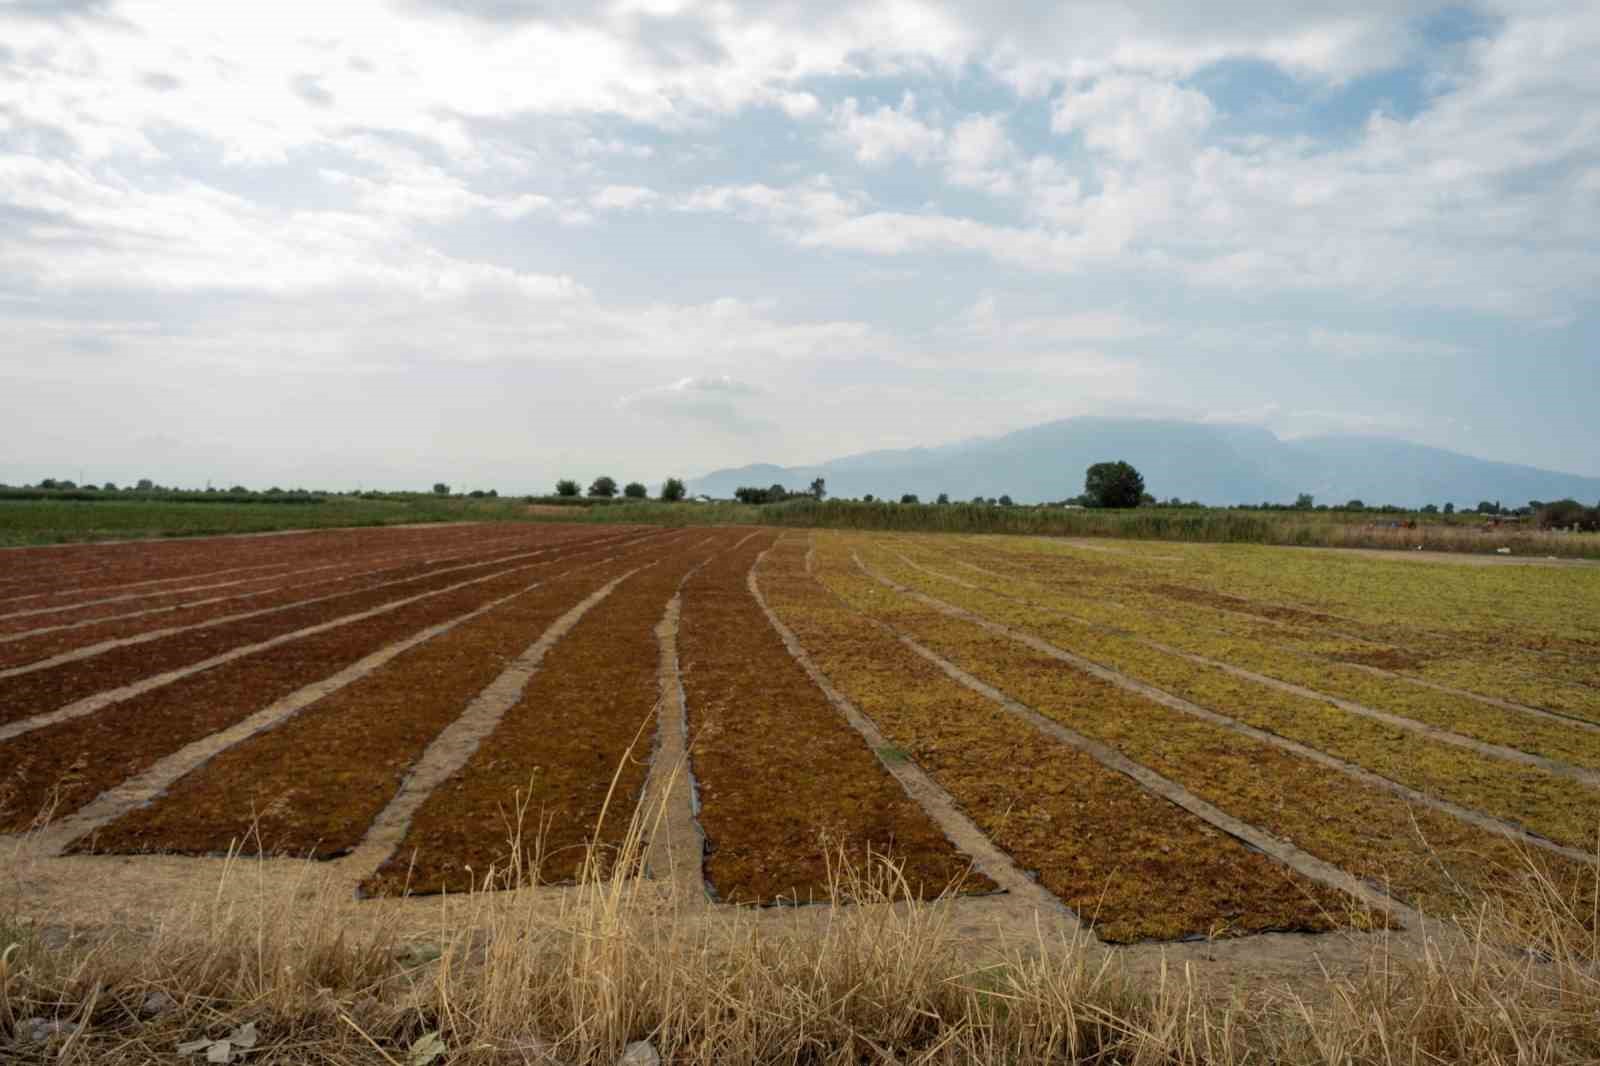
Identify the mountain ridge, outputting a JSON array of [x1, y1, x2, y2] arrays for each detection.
[[688, 417, 1600, 508]]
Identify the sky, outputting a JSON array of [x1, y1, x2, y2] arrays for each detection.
[[1, 0, 1597, 494]]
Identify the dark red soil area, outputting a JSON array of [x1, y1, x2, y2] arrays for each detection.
[[0, 528, 641, 667], [679, 534, 993, 905], [74, 535, 694, 859], [0, 532, 648, 725], [361, 532, 743, 897], [0, 542, 668, 834], [0, 524, 594, 615], [0, 524, 515, 602]]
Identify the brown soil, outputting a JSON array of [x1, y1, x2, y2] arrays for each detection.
[[0, 553, 655, 833], [0, 523, 551, 601], [0, 522, 564, 633], [74, 540, 685, 859], [678, 533, 993, 905], [363, 533, 743, 896], [1331, 647, 1434, 671], [1149, 583, 1346, 627], [0, 534, 634, 722], [0, 528, 643, 669]]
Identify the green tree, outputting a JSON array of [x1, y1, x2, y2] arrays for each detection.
[[1443, 502, 1455, 515], [660, 477, 686, 502], [588, 476, 618, 498], [767, 483, 789, 502], [1083, 461, 1145, 508], [900, 493, 920, 504], [623, 481, 647, 499], [1346, 499, 1365, 511], [136, 478, 155, 491], [555, 479, 580, 497], [1420, 503, 1439, 514], [809, 477, 827, 500], [432, 482, 450, 495], [936, 492, 950, 505], [999, 494, 1014, 507], [1294, 493, 1314, 509]]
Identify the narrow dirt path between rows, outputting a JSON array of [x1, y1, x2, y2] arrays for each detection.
[[749, 543, 1076, 930], [344, 568, 648, 890]]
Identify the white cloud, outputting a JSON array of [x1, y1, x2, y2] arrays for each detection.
[[679, 176, 864, 231], [591, 184, 660, 210], [1051, 74, 1215, 164], [944, 113, 1018, 193], [830, 92, 945, 166], [622, 375, 772, 433]]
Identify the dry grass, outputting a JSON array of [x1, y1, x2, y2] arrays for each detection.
[[3, 784, 1599, 1065]]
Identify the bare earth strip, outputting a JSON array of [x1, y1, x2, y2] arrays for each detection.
[[359, 535, 738, 895], [344, 568, 647, 892], [0, 528, 660, 702], [31, 574, 557, 858], [854, 554, 1596, 866], [637, 542, 758, 903], [0, 536, 658, 746], [0, 523, 558, 637], [65, 539, 688, 859], [748, 541, 1082, 932], [0, 528, 645, 673], [891, 552, 1600, 788], [0, 523, 528, 604], [0, 550, 678, 834]]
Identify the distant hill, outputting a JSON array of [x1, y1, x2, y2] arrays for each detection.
[[688, 417, 1600, 508]]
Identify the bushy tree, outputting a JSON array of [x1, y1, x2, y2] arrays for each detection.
[[936, 492, 950, 505], [1346, 499, 1365, 511], [588, 476, 618, 498], [1083, 461, 1145, 508], [734, 486, 769, 504], [900, 493, 919, 504], [432, 482, 450, 495], [809, 477, 826, 500], [1420, 503, 1439, 514], [999, 494, 1014, 507], [623, 481, 647, 499], [1294, 493, 1314, 510], [660, 477, 686, 502], [555, 479, 580, 497], [768, 483, 789, 502], [1443, 502, 1455, 515], [1537, 499, 1600, 531]]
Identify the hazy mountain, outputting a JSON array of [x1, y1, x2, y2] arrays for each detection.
[[689, 417, 1600, 508]]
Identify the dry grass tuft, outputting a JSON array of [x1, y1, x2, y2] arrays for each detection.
[[3, 789, 1599, 1065]]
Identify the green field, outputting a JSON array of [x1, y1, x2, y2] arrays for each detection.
[[0, 495, 534, 546]]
